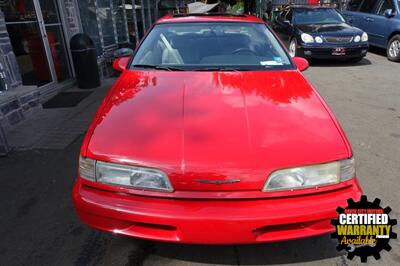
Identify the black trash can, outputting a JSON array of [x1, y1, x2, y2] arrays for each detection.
[[70, 34, 101, 89]]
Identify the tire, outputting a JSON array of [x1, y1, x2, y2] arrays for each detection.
[[387, 34, 400, 62], [289, 38, 297, 58]]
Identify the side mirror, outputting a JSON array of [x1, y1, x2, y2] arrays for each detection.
[[384, 9, 395, 18], [113, 48, 134, 58], [113, 57, 130, 72], [113, 48, 134, 72], [293, 57, 309, 72], [284, 20, 291, 25]]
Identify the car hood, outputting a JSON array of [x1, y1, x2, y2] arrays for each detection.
[[87, 70, 350, 192], [296, 23, 362, 36]]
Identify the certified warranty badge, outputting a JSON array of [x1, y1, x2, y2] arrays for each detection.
[[331, 196, 397, 262]]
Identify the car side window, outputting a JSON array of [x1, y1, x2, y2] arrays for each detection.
[[285, 10, 293, 22], [376, 0, 394, 15], [276, 11, 286, 22], [347, 0, 363, 11], [359, 0, 378, 13]]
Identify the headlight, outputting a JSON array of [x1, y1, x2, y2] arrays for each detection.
[[315, 36, 323, 43], [361, 32, 368, 42], [263, 158, 355, 192], [354, 35, 361, 43], [78, 156, 173, 192], [301, 33, 314, 43]]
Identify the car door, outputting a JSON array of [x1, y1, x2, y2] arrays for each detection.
[[343, 0, 364, 28], [356, 0, 381, 38], [365, 0, 395, 47]]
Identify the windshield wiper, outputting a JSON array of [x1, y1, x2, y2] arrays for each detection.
[[132, 64, 185, 71], [193, 67, 247, 72]]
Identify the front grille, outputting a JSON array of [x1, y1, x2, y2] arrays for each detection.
[[324, 36, 353, 44]]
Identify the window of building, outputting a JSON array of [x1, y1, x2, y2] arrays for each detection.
[[77, 0, 103, 55], [78, 0, 130, 56], [97, 0, 116, 48], [113, 0, 129, 44]]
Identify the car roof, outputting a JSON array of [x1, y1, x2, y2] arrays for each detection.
[[291, 6, 335, 10], [156, 13, 264, 24]]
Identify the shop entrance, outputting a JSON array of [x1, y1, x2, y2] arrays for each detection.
[[1, 0, 72, 88]]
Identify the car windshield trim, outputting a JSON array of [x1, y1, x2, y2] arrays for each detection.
[[295, 22, 345, 25], [131, 64, 289, 72], [131, 64, 185, 71], [129, 22, 295, 71]]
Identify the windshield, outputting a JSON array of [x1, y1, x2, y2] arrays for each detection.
[[130, 22, 292, 71], [294, 9, 345, 25]]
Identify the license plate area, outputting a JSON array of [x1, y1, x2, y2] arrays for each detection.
[[332, 48, 346, 56]]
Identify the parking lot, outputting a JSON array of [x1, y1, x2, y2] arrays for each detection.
[[0, 48, 399, 266]]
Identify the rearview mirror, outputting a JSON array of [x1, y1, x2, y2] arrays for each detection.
[[293, 57, 309, 72], [384, 9, 395, 18]]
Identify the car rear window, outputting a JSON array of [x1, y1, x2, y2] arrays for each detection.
[[130, 22, 293, 71]]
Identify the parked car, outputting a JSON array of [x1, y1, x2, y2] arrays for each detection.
[[343, 0, 400, 62], [73, 14, 362, 244], [273, 6, 369, 62]]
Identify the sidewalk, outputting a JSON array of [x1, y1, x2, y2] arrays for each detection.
[[3, 78, 116, 151]]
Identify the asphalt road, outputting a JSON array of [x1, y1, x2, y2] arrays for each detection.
[[0, 49, 399, 266]]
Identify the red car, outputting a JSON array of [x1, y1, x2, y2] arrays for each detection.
[[73, 14, 362, 244]]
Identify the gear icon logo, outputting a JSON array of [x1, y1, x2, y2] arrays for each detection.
[[331, 195, 397, 262]]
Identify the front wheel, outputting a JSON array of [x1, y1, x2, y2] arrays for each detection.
[[289, 38, 297, 58], [387, 35, 400, 62]]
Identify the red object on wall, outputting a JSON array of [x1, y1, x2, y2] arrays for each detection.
[[47, 32, 63, 80], [26, 33, 51, 82], [26, 32, 63, 82], [16, 0, 26, 16], [308, 0, 320, 6]]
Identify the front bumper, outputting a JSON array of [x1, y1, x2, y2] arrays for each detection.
[[73, 178, 362, 244], [298, 43, 369, 59]]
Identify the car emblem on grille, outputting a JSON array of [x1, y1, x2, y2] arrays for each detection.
[[195, 179, 241, 185]]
